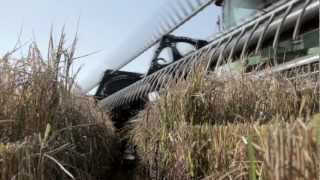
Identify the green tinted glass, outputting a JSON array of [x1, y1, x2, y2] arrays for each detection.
[[223, 0, 271, 28]]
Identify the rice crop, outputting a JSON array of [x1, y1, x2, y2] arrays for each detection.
[[132, 70, 320, 180], [0, 32, 120, 180]]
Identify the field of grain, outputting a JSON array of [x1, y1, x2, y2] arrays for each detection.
[[0, 33, 121, 180], [132, 70, 320, 180]]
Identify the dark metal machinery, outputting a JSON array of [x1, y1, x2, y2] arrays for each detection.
[[95, 35, 208, 128], [147, 34, 208, 75]]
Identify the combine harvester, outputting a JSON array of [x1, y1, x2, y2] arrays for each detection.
[[94, 0, 319, 129], [91, 0, 319, 161]]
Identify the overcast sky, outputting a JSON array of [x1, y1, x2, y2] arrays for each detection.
[[0, 0, 220, 92]]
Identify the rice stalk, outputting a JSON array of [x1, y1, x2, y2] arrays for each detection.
[[0, 31, 121, 180]]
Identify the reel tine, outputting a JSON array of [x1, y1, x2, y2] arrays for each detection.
[[205, 39, 223, 71], [255, 14, 275, 54], [176, 0, 190, 18], [162, 13, 174, 28], [110, 92, 120, 107], [131, 83, 143, 103], [159, 21, 168, 35], [175, 58, 192, 82], [272, 3, 294, 65], [140, 76, 156, 99], [130, 82, 140, 102], [160, 59, 188, 90], [158, 64, 178, 89], [157, 16, 170, 36], [227, 27, 247, 63], [125, 87, 133, 104], [112, 92, 122, 108], [215, 36, 234, 70], [198, 46, 211, 62], [128, 84, 139, 103], [150, 69, 168, 91], [189, 52, 203, 74], [143, 73, 159, 96], [241, 20, 261, 61], [158, 17, 168, 35], [119, 89, 129, 106], [155, 27, 163, 40], [185, 0, 197, 12], [159, 65, 177, 89], [172, 2, 184, 22], [165, 5, 179, 26], [151, 34, 159, 44], [293, 0, 311, 40], [177, 58, 194, 82], [133, 77, 152, 102], [174, 57, 192, 82], [146, 70, 164, 94]]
